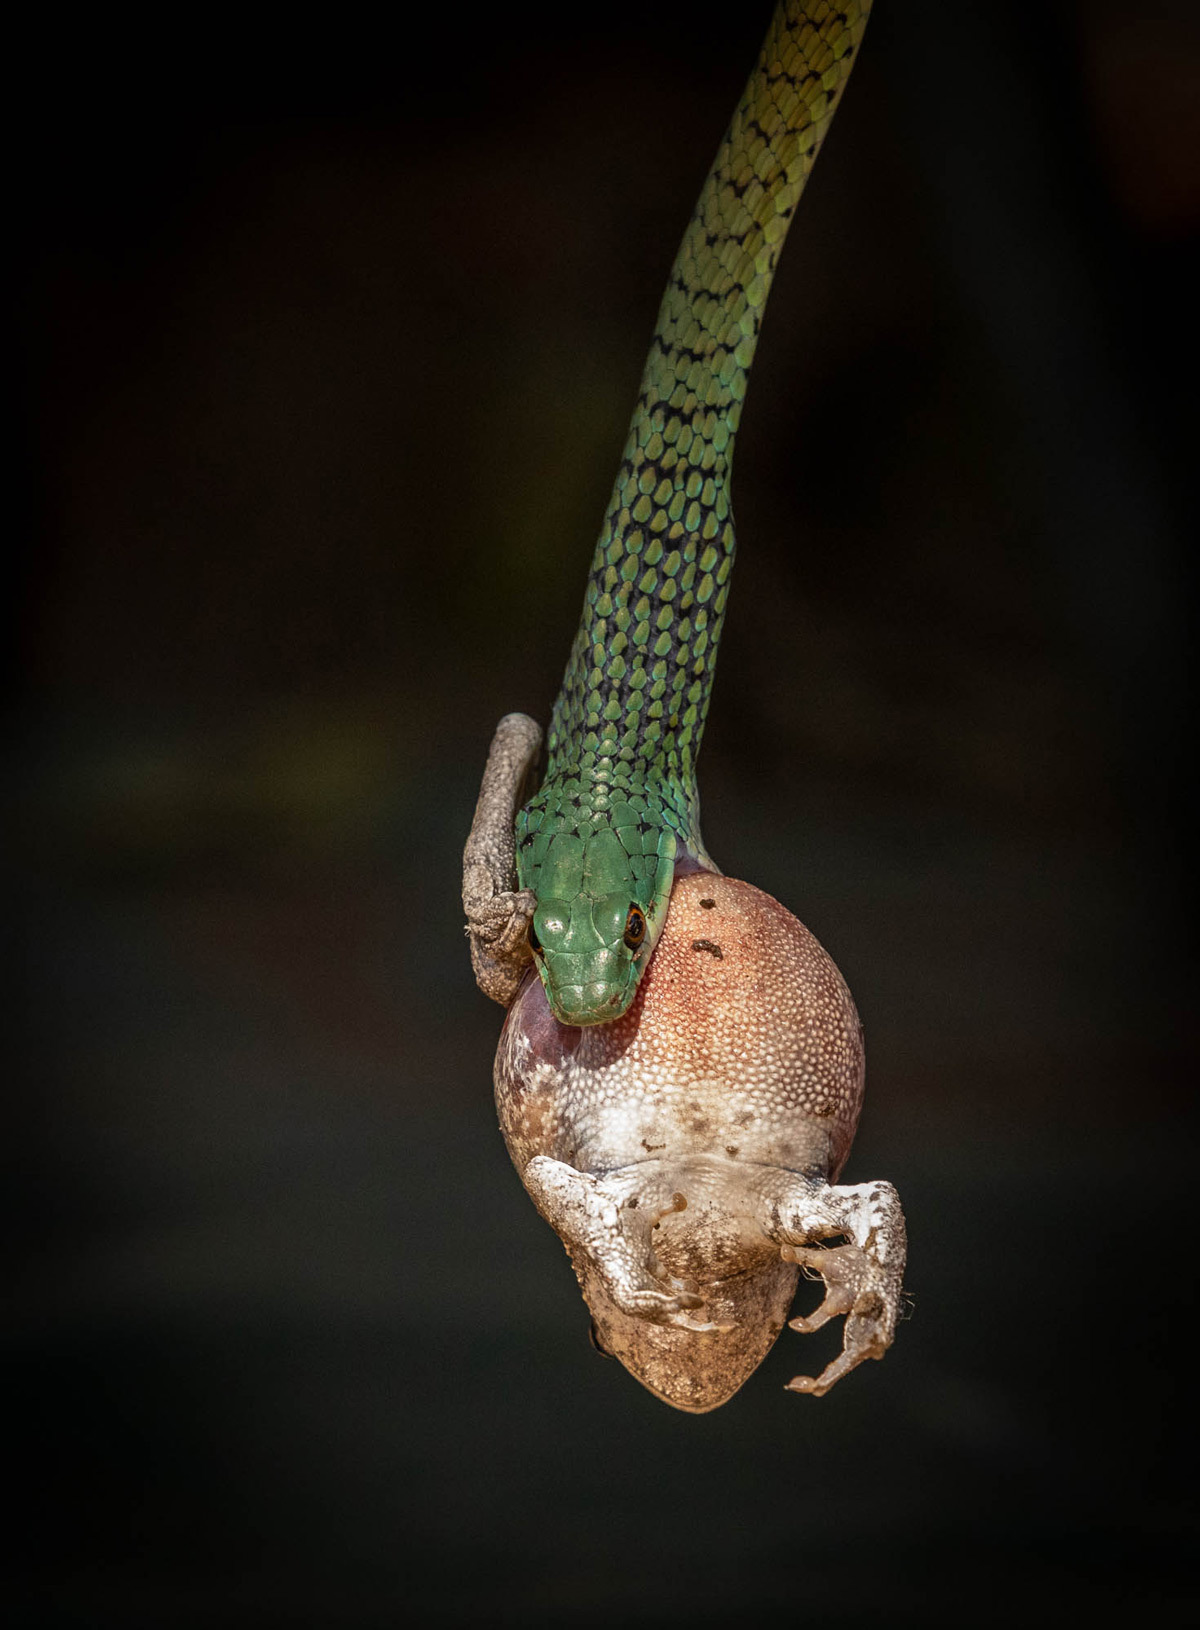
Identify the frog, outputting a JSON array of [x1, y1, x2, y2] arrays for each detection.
[[489, 865, 907, 1412]]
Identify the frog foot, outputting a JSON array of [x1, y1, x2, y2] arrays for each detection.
[[762, 1175, 907, 1397], [522, 1156, 723, 1331]]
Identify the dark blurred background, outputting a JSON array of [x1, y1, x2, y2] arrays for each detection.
[[12, 2, 1196, 1624]]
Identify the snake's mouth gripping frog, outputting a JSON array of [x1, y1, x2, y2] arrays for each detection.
[[490, 865, 907, 1413]]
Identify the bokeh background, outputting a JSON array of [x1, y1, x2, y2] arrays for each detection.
[[14, 2, 1195, 1623]]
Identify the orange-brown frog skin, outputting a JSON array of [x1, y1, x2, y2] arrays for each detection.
[[494, 871, 905, 1412]]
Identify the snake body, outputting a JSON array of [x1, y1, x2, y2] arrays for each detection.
[[510, 2, 871, 1026], [515, 2, 871, 1024]]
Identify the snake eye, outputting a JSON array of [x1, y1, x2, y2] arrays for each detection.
[[623, 906, 646, 950]]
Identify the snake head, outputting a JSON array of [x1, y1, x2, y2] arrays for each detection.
[[529, 888, 661, 1025], [516, 792, 682, 1025]]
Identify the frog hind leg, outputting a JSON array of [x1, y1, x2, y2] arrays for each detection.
[[463, 713, 543, 1005], [756, 1171, 908, 1396]]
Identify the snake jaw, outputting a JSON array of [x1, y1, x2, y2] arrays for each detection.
[[542, 976, 638, 1028], [533, 932, 655, 1028]]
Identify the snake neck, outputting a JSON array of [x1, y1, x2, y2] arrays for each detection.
[[543, 1, 871, 811]]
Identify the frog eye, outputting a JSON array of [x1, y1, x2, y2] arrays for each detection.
[[623, 906, 646, 950]]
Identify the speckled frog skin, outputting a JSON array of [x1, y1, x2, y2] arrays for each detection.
[[493, 870, 906, 1411]]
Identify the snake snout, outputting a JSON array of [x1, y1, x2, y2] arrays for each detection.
[[546, 976, 635, 1028]]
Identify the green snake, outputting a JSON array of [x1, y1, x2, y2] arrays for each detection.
[[465, 2, 871, 1026]]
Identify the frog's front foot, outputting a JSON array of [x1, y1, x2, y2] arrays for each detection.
[[763, 1175, 907, 1397], [523, 1156, 724, 1332]]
